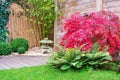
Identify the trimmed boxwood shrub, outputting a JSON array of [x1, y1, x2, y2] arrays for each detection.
[[18, 47, 26, 54], [11, 38, 28, 52], [0, 42, 12, 55]]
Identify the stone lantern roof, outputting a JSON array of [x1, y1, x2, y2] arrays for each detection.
[[39, 38, 53, 44]]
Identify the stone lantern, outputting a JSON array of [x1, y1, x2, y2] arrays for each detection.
[[39, 38, 53, 54]]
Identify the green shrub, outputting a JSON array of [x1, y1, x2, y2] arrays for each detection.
[[0, 42, 12, 55], [48, 44, 112, 71], [18, 47, 26, 54], [11, 38, 28, 52]]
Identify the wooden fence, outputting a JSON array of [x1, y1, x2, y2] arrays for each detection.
[[7, 3, 41, 48]]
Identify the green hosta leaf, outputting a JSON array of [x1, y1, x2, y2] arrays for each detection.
[[70, 61, 79, 67], [48, 60, 62, 68], [88, 61, 100, 65], [86, 54, 93, 60], [93, 52, 103, 58], [55, 58, 68, 63], [73, 55, 81, 61], [49, 60, 60, 65], [92, 52, 110, 60], [76, 61, 84, 68], [60, 64, 71, 70], [100, 52, 109, 55], [100, 56, 112, 61], [99, 61, 109, 65], [64, 49, 76, 61], [52, 52, 59, 57], [48, 58, 68, 66]]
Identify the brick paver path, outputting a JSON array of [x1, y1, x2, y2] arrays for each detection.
[[0, 56, 48, 70]]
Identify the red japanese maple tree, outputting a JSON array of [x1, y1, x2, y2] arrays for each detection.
[[59, 10, 120, 56]]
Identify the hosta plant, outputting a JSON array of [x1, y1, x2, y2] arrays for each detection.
[[59, 10, 120, 56], [48, 44, 112, 71]]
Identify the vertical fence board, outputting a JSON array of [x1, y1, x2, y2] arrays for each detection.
[[7, 3, 41, 48]]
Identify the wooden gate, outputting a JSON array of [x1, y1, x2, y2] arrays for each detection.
[[7, 3, 41, 48]]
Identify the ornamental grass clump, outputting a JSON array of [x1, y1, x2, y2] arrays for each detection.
[[59, 10, 120, 56]]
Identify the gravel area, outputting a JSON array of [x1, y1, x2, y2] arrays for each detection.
[[11, 47, 52, 56]]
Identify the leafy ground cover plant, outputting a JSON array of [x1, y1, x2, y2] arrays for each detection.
[[48, 43, 112, 71], [59, 10, 120, 57]]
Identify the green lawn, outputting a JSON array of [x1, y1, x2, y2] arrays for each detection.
[[0, 65, 120, 80]]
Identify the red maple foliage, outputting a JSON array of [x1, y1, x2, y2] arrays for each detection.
[[59, 10, 120, 56]]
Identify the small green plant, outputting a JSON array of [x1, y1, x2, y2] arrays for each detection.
[[0, 42, 12, 55], [18, 47, 26, 54], [48, 44, 112, 71], [11, 38, 28, 52]]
